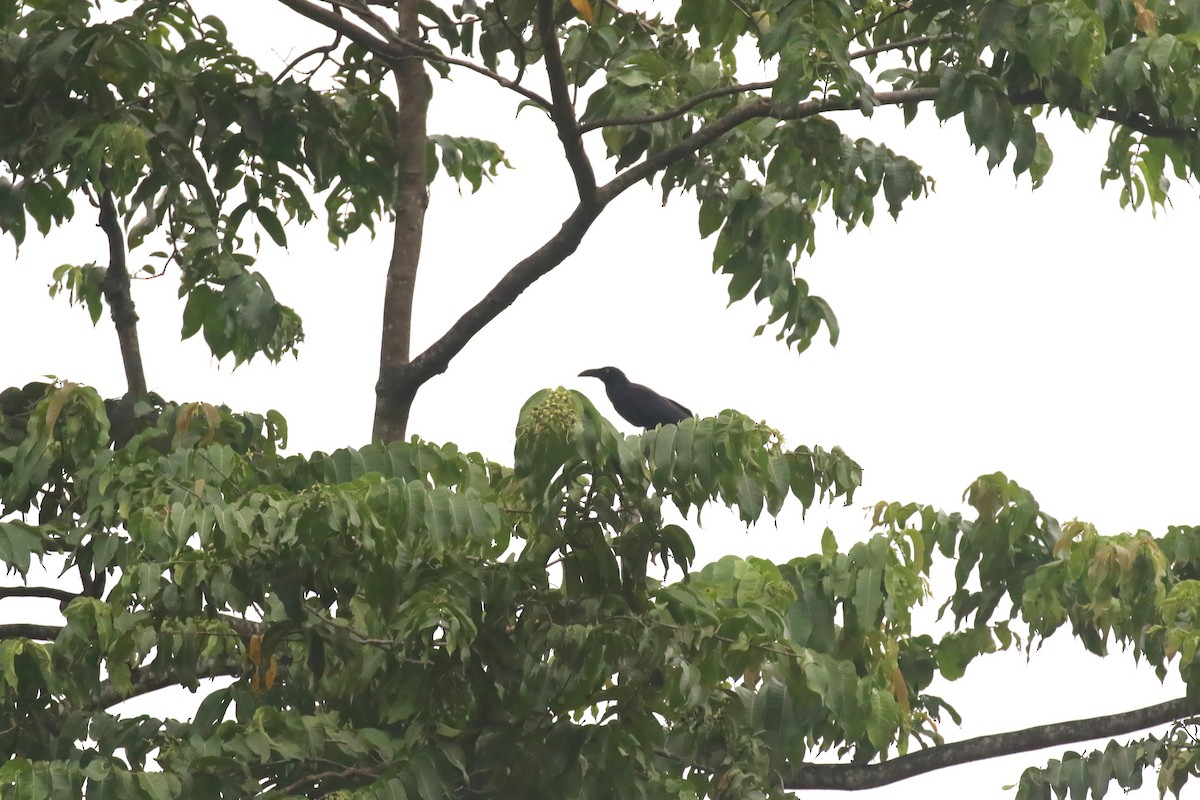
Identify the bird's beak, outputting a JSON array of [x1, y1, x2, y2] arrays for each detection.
[[579, 369, 599, 378]]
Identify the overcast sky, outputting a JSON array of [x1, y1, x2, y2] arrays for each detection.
[[4, 3, 1200, 797]]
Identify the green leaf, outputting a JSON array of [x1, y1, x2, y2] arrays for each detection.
[[0, 522, 41, 576], [193, 687, 234, 733], [254, 206, 287, 247], [698, 196, 725, 237], [866, 688, 900, 751], [853, 564, 884, 625], [1012, 113, 1038, 178], [820, 527, 840, 561]]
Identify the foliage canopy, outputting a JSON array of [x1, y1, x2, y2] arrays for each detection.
[[3, 0, 1200, 797]]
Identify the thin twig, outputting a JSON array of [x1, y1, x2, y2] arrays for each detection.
[[419, 14, 480, 33], [491, 3, 534, 86], [612, 613, 800, 660], [421, 42, 551, 110], [272, 0, 553, 110], [602, 0, 656, 33], [273, 37, 343, 84], [277, 762, 391, 795], [602, 86, 941, 197], [198, 451, 246, 498], [850, 2, 913, 39], [849, 33, 954, 61]]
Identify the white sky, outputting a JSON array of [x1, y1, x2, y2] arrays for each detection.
[[3, 3, 1200, 797]]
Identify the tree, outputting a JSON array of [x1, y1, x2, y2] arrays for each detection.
[[2, 0, 1200, 797]]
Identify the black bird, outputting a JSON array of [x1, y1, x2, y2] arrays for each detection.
[[579, 367, 693, 429]]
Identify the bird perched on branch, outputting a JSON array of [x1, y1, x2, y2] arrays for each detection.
[[579, 367, 693, 429]]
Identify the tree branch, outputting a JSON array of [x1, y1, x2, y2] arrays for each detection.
[[395, 87, 940, 396], [273, 37, 343, 84], [399, 202, 604, 387], [98, 190, 147, 399], [535, 0, 596, 201], [413, 42, 552, 111], [849, 34, 954, 61], [393, 75, 1200, 405], [277, 762, 391, 795], [326, 0, 395, 40], [579, 81, 776, 133], [426, 47, 552, 111], [0, 624, 62, 640], [850, 2, 912, 39], [87, 655, 240, 712], [272, 0, 402, 57], [272, 0, 552, 110], [218, 613, 269, 639], [782, 696, 1200, 790], [1008, 88, 1198, 140], [0, 613, 264, 645], [1098, 108, 1198, 140], [259, 1, 1198, 434], [603, 87, 940, 198], [0, 586, 78, 604], [599, 94, 762, 196]]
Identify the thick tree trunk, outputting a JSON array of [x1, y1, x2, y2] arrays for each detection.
[[372, 0, 430, 443]]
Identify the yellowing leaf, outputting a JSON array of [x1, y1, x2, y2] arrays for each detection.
[[265, 656, 279, 690], [43, 382, 78, 435], [1054, 520, 1093, 555], [248, 634, 262, 666], [176, 401, 221, 445], [569, 0, 594, 24], [1133, 0, 1158, 34], [890, 665, 909, 711], [202, 402, 221, 445]]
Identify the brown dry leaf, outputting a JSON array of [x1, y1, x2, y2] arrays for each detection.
[[1134, 0, 1158, 34]]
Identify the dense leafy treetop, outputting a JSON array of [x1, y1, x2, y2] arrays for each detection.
[[5, 0, 1200, 796], [2, 382, 1200, 797], [4, 0, 1198, 366], [0, 0, 505, 363]]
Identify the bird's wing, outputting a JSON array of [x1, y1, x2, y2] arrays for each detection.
[[662, 397, 692, 421], [620, 383, 692, 427]]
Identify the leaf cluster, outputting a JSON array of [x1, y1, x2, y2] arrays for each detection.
[[0, 0, 509, 364], [6, 380, 1200, 796], [8, 0, 1200, 368]]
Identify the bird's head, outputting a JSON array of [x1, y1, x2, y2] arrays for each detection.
[[579, 366, 627, 386]]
